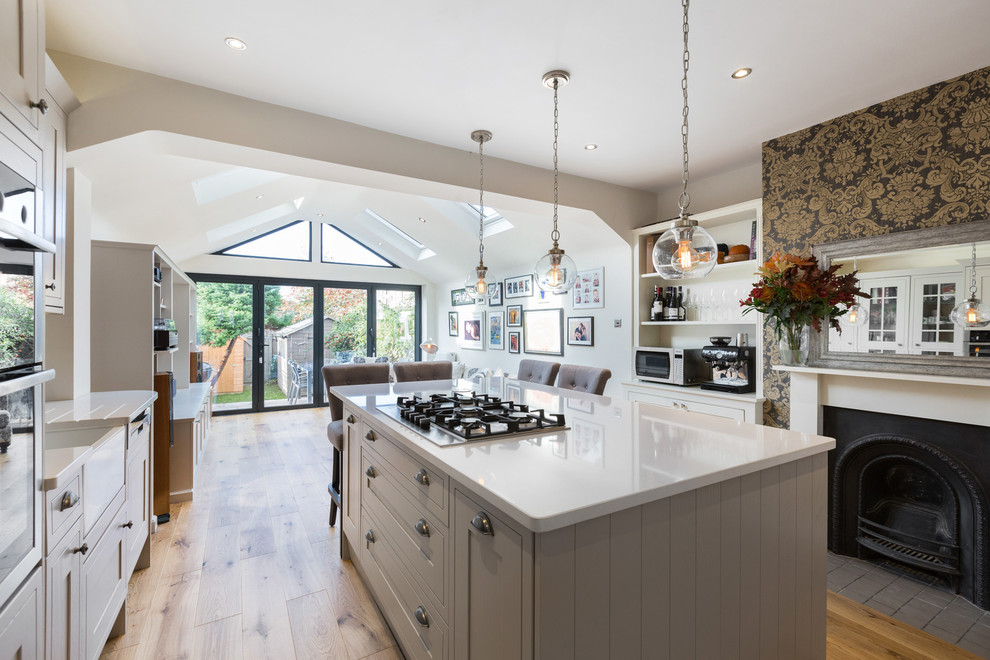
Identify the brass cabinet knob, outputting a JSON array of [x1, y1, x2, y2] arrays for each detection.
[[414, 469, 430, 486], [346, 414, 356, 424], [72, 543, 88, 555], [365, 530, 376, 543], [60, 491, 79, 511], [470, 512, 495, 536], [30, 99, 49, 115], [366, 466, 377, 478], [414, 605, 430, 628], [414, 518, 430, 538], [365, 430, 376, 442], [122, 521, 134, 529]]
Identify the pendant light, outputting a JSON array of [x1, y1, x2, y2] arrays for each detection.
[[534, 70, 578, 294], [950, 243, 990, 328], [464, 130, 493, 302], [842, 256, 867, 327], [651, 0, 717, 280]]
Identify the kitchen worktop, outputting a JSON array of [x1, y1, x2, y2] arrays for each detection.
[[332, 377, 835, 532], [43, 425, 121, 491], [45, 390, 157, 430]]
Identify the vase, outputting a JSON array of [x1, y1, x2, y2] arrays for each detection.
[[778, 323, 810, 366]]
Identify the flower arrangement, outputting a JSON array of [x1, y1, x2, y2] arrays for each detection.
[[740, 252, 868, 363]]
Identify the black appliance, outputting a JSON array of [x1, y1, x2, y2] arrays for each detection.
[[700, 337, 756, 394], [968, 330, 990, 358], [386, 392, 566, 446], [153, 317, 179, 351]]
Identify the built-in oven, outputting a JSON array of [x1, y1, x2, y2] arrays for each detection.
[[0, 148, 56, 607]]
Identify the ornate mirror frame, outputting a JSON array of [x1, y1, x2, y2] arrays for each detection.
[[810, 220, 990, 378]]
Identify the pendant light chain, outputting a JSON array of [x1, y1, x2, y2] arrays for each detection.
[[971, 242, 979, 298], [478, 134, 486, 267], [551, 77, 561, 247], [678, 0, 691, 218]]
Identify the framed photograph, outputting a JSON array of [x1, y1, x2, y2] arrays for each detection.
[[572, 267, 604, 309], [451, 288, 474, 306], [567, 316, 594, 346], [459, 310, 485, 350], [508, 331, 521, 354], [488, 311, 505, 350], [488, 281, 503, 306], [507, 304, 523, 327], [447, 311, 458, 336], [522, 308, 564, 356], [505, 274, 534, 299]]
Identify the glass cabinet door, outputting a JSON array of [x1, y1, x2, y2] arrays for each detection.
[[910, 274, 964, 356], [858, 276, 909, 354]]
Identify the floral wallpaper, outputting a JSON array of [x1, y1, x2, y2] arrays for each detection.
[[761, 65, 990, 428]]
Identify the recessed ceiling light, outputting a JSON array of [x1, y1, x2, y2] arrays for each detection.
[[255, 194, 264, 199], [225, 37, 247, 51], [419, 217, 427, 223], [584, 144, 598, 151], [317, 213, 324, 217], [378, 242, 383, 246], [731, 67, 752, 79]]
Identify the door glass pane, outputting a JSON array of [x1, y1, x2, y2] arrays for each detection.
[[323, 288, 368, 364], [196, 282, 254, 412], [376, 289, 416, 362], [0, 383, 36, 586], [265, 285, 313, 407]]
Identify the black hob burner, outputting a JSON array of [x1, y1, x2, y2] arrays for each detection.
[[393, 392, 566, 444]]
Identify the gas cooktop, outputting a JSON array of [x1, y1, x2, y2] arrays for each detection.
[[379, 392, 567, 446]]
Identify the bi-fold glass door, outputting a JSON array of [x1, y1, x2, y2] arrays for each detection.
[[194, 275, 420, 414]]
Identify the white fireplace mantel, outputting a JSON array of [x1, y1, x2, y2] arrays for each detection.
[[774, 365, 990, 434]]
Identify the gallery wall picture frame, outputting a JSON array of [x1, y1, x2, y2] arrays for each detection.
[[451, 288, 474, 306], [522, 308, 564, 356], [508, 331, 521, 354], [504, 274, 534, 299], [459, 310, 485, 350], [448, 311, 458, 336], [572, 267, 604, 309], [488, 281, 503, 306], [507, 305, 522, 327], [488, 311, 505, 350], [567, 316, 594, 346]]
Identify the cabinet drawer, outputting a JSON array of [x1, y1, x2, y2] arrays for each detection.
[[47, 472, 83, 551], [630, 391, 746, 421], [362, 511, 448, 660], [362, 450, 447, 616], [82, 427, 126, 545], [127, 410, 150, 456], [363, 419, 448, 524]]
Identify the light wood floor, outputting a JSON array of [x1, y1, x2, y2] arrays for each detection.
[[100, 407, 981, 660]]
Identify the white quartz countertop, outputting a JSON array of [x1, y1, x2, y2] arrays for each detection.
[[43, 425, 121, 491], [333, 378, 835, 532], [45, 390, 157, 430], [174, 383, 212, 420]]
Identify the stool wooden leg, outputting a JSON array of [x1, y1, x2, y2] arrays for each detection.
[[328, 447, 341, 526]]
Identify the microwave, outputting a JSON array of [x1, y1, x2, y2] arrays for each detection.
[[634, 346, 709, 386]]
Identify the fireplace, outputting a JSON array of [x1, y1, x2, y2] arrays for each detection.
[[825, 406, 990, 608]]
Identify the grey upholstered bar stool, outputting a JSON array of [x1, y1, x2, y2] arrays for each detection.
[[556, 364, 612, 395], [515, 359, 561, 386], [392, 360, 453, 382], [321, 363, 390, 526]]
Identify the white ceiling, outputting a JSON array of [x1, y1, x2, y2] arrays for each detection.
[[44, 0, 990, 277]]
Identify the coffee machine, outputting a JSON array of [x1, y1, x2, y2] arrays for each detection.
[[700, 336, 756, 394]]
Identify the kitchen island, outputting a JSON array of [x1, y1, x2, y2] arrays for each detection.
[[331, 378, 835, 660]]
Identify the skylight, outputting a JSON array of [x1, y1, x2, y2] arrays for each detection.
[[468, 204, 503, 223], [321, 225, 395, 268], [364, 209, 426, 249], [217, 220, 310, 261]]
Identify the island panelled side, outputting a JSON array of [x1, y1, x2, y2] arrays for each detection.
[[340, 397, 828, 660]]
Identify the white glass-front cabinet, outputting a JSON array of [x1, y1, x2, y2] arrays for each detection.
[[910, 273, 965, 355]]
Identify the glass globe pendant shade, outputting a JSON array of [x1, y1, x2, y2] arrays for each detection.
[[950, 297, 990, 328], [534, 247, 577, 293], [464, 265, 490, 302], [842, 303, 868, 327], [652, 221, 717, 280]]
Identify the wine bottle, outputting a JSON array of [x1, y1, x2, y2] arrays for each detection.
[[664, 287, 676, 321], [651, 286, 662, 321], [677, 286, 686, 322]]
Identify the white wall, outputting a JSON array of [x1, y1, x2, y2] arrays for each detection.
[[434, 236, 633, 397]]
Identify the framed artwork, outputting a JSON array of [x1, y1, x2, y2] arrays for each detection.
[[572, 267, 604, 309], [459, 310, 485, 350], [488, 281, 503, 306], [451, 288, 474, 306], [504, 274, 534, 299], [567, 316, 594, 346], [522, 308, 564, 356], [508, 331, 521, 354], [488, 311, 505, 350], [448, 311, 458, 336], [507, 304, 522, 327]]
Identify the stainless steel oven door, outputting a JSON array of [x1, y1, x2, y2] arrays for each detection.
[[0, 368, 53, 607]]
